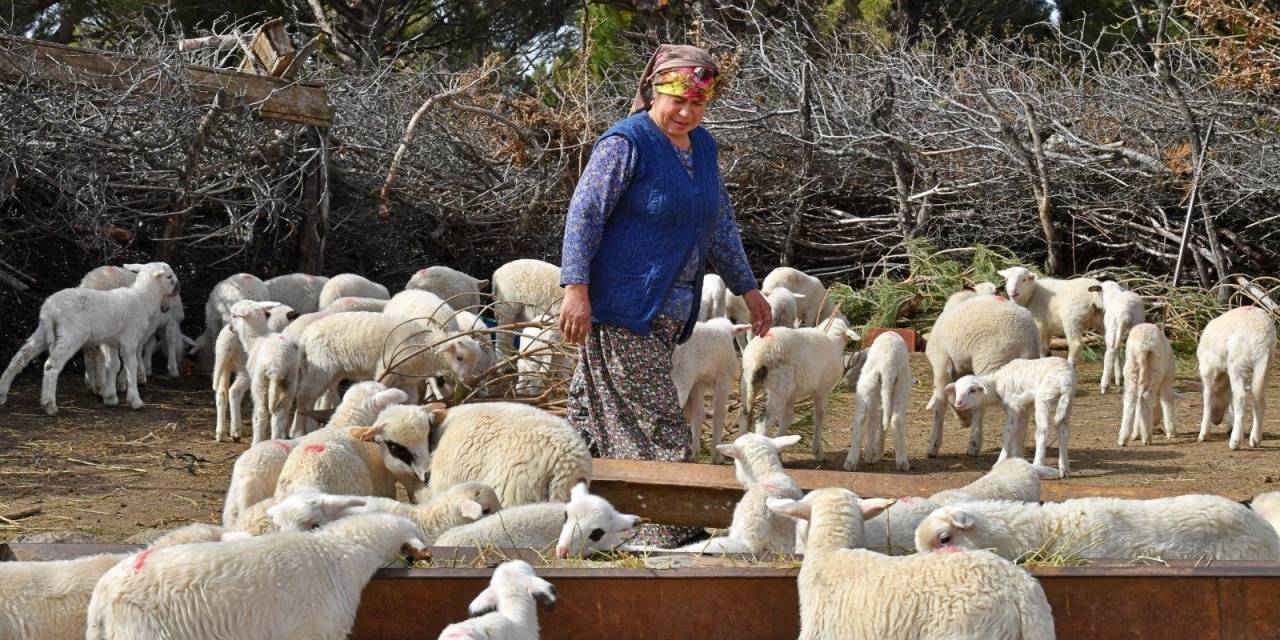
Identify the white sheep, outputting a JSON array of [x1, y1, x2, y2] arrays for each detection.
[[491, 259, 563, 346], [844, 331, 912, 471], [948, 357, 1076, 478], [79, 265, 190, 390], [929, 458, 1059, 505], [761, 266, 836, 327], [725, 292, 751, 349], [916, 494, 1280, 561], [763, 285, 804, 330], [925, 294, 1041, 459], [515, 318, 572, 397], [668, 473, 801, 555], [317, 272, 390, 309], [672, 318, 751, 463], [265, 272, 329, 315], [292, 311, 481, 428], [211, 300, 294, 442], [383, 289, 460, 330], [716, 432, 801, 489], [438, 560, 556, 640], [425, 401, 592, 507], [248, 332, 303, 441], [406, 265, 489, 310], [738, 316, 860, 458], [699, 273, 728, 320], [771, 488, 1056, 640], [322, 296, 390, 312], [998, 266, 1103, 364], [941, 281, 1000, 312], [0, 552, 126, 640], [1197, 305, 1276, 449], [0, 263, 179, 415], [1117, 323, 1176, 446], [192, 272, 270, 365], [1098, 280, 1145, 394], [85, 512, 431, 640], [453, 310, 504, 381], [276, 403, 446, 500], [435, 481, 644, 559], [264, 482, 501, 541], [1251, 492, 1280, 537]]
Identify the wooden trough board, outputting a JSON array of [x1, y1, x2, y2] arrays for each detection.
[[588, 458, 1208, 529], [4, 543, 1280, 639]]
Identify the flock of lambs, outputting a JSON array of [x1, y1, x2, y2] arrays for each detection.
[[1, 256, 1279, 639]]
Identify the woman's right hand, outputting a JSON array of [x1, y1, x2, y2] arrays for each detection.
[[560, 284, 592, 344]]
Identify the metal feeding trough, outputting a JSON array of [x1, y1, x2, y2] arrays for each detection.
[[3, 460, 1277, 639]]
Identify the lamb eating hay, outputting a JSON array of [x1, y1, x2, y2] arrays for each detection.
[[437, 560, 557, 640], [770, 488, 1056, 640]]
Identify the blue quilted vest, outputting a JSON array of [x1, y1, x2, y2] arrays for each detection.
[[587, 112, 721, 342]]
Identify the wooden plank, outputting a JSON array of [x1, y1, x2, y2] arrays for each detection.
[[0, 34, 330, 126], [590, 458, 1203, 528]]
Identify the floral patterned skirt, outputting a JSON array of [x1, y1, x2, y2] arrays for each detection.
[[566, 315, 704, 548]]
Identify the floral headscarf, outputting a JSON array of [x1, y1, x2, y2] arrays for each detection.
[[629, 44, 720, 115]]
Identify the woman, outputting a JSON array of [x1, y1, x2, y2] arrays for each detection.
[[559, 44, 772, 547]]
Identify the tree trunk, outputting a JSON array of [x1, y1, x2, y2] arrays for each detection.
[[295, 128, 329, 274]]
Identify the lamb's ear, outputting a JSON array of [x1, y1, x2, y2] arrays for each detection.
[[756, 475, 799, 498], [845, 329, 861, 341], [615, 513, 648, 531], [321, 495, 368, 519], [859, 498, 895, 520], [943, 382, 957, 399], [422, 401, 449, 425], [475, 279, 490, 291], [459, 499, 484, 521], [767, 497, 812, 521], [122, 263, 144, 272], [530, 577, 557, 610], [772, 434, 802, 450], [715, 443, 743, 459], [372, 388, 409, 410], [570, 480, 590, 500], [732, 324, 752, 335], [947, 509, 976, 530], [468, 587, 500, 617], [996, 267, 1016, 279], [349, 425, 383, 442]]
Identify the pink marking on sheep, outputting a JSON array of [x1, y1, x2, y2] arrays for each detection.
[[240, 274, 253, 280], [272, 440, 294, 453], [132, 549, 155, 571], [304, 444, 325, 453]]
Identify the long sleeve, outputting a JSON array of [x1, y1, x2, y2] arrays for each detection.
[[705, 176, 758, 295], [560, 136, 634, 286]]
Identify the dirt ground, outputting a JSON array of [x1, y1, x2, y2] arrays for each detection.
[[2, 355, 1278, 543]]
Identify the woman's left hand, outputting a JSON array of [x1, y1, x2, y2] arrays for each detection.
[[743, 289, 772, 337]]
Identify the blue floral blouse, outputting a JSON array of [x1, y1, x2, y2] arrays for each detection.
[[561, 133, 757, 322]]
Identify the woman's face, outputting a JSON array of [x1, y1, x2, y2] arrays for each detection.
[[649, 93, 707, 139]]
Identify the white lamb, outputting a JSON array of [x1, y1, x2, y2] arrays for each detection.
[[438, 560, 556, 640], [264, 482, 501, 541], [763, 285, 804, 330], [925, 294, 1041, 459], [453, 310, 504, 380], [1098, 280, 1146, 393], [1117, 323, 1177, 446], [78, 264, 189, 390], [211, 300, 295, 442], [929, 458, 1059, 506], [998, 266, 1103, 364], [771, 488, 1056, 640], [264, 273, 329, 315], [247, 332, 303, 441], [738, 316, 860, 459], [941, 282, 1000, 312], [656, 473, 801, 555], [317, 272, 390, 309], [761, 266, 836, 327], [1251, 492, 1280, 536], [672, 318, 751, 463], [292, 311, 481, 428], [947, 357, 1076, 478], [192, 272, 270, 366], [406, 265, 489, 310], [85, 512, 431, 640], [844, 331, 912, 471], [515, 318, 572, 397], [276, 403, 446, 499], [0, 263, 179, 415], [725, 292, 751, 349], [0, 525, 244, 640], [221, 382, 410, 527], [916, 495, 1280, 561], [491, 259, 564, 346], [383, 289, 460, 330], [699, 273, 728, 320], [435, 482, 644, 559], [425, 402, 592, 507], [716, 432, 801, 489], [1197, 305, 1276, 449]]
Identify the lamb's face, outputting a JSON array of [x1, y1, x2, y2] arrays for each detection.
[[716, 433, 799, 488], [914, 506, 979, 553], [469, 561, 557, 617], [999, 267, 1035, 304], [946, 376, 986, 412], [268, 493, 370, 531], [367, 405, 440, 483], [555, 483, 644, 559], [440, 336, 484, 384], [446, 481, 501, 520]]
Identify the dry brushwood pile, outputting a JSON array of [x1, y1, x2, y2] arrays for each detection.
[[1, 3, 1279, 358]]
